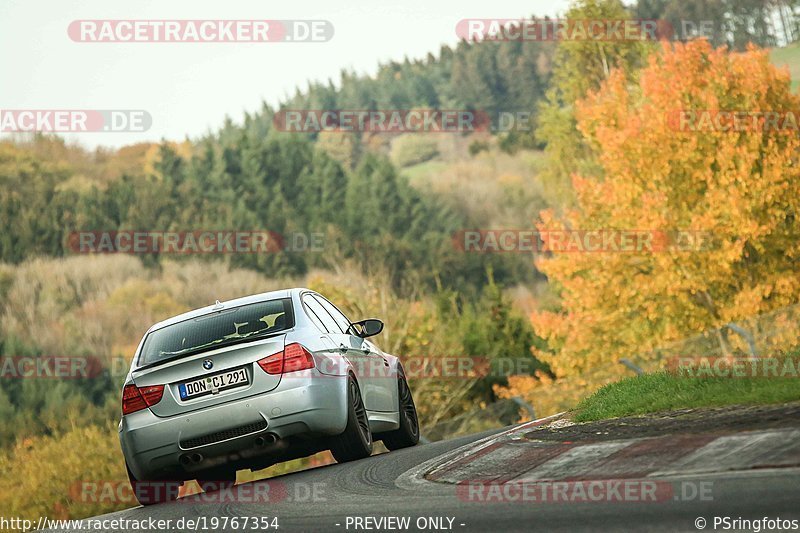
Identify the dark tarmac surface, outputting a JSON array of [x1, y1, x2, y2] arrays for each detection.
[[46, 422, 800, 533]]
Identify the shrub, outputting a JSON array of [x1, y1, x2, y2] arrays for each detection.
[[0, 424, 127, 520], [389, 135, 439, 167]]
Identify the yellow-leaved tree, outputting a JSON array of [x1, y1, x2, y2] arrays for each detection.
[[531, 39, 800, 379]]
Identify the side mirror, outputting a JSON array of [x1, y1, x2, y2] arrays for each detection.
[[350, 318, 384, 338]]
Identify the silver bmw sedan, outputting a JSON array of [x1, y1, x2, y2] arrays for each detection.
[[119, 288, 419, 505]]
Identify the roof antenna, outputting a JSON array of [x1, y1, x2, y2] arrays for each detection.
[[213, 300, 224, 309]]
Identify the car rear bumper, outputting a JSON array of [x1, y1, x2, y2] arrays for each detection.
[[120, 370, 348, 481]]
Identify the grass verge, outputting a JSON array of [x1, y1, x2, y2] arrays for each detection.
[[572, 370, 800, 423], [771, 42, 800, 91]]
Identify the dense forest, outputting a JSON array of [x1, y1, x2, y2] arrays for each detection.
[[1, 28, 555, 292], [4, 0, 800, 281]]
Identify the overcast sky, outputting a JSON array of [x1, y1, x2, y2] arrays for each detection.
[[0, 0, 572, 149]]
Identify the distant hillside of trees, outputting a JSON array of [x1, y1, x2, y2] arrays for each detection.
[[282, 38, 554, 121], [4, 0, 800, 293], [0, 133, 537, 296], [2, 33, 558, 294]]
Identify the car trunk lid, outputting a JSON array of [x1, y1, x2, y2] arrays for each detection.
[[131, 334, 285, 417]]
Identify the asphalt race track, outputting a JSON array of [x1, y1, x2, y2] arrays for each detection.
[[46, 424, 800, 533]]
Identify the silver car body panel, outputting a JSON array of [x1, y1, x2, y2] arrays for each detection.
[[119, 288, 400, 481]]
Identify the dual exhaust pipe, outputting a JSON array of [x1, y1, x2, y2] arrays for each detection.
[[254, 433, 278, 447], [180, 452, 204, 466], [180, 433, 278, 466]]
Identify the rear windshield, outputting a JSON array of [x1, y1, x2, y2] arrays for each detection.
[[137, 298, 294, 368]]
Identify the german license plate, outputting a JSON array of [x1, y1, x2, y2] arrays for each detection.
[[179, 367, 248, 400]]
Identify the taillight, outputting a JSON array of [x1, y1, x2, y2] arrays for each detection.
[[122, 383, 164, 415], [283, 343, 316, 373], [257, 351, 284, 374], [257, 343, 315, 375]]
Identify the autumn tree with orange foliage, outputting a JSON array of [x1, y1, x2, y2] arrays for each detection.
[[530, 39, 800, 379]]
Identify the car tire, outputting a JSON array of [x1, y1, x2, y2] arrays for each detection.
[[330, 375, 373, 463], [197, 468, 237, 493], [381, 366, 420, 451], [126, 462, 182, 506]]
